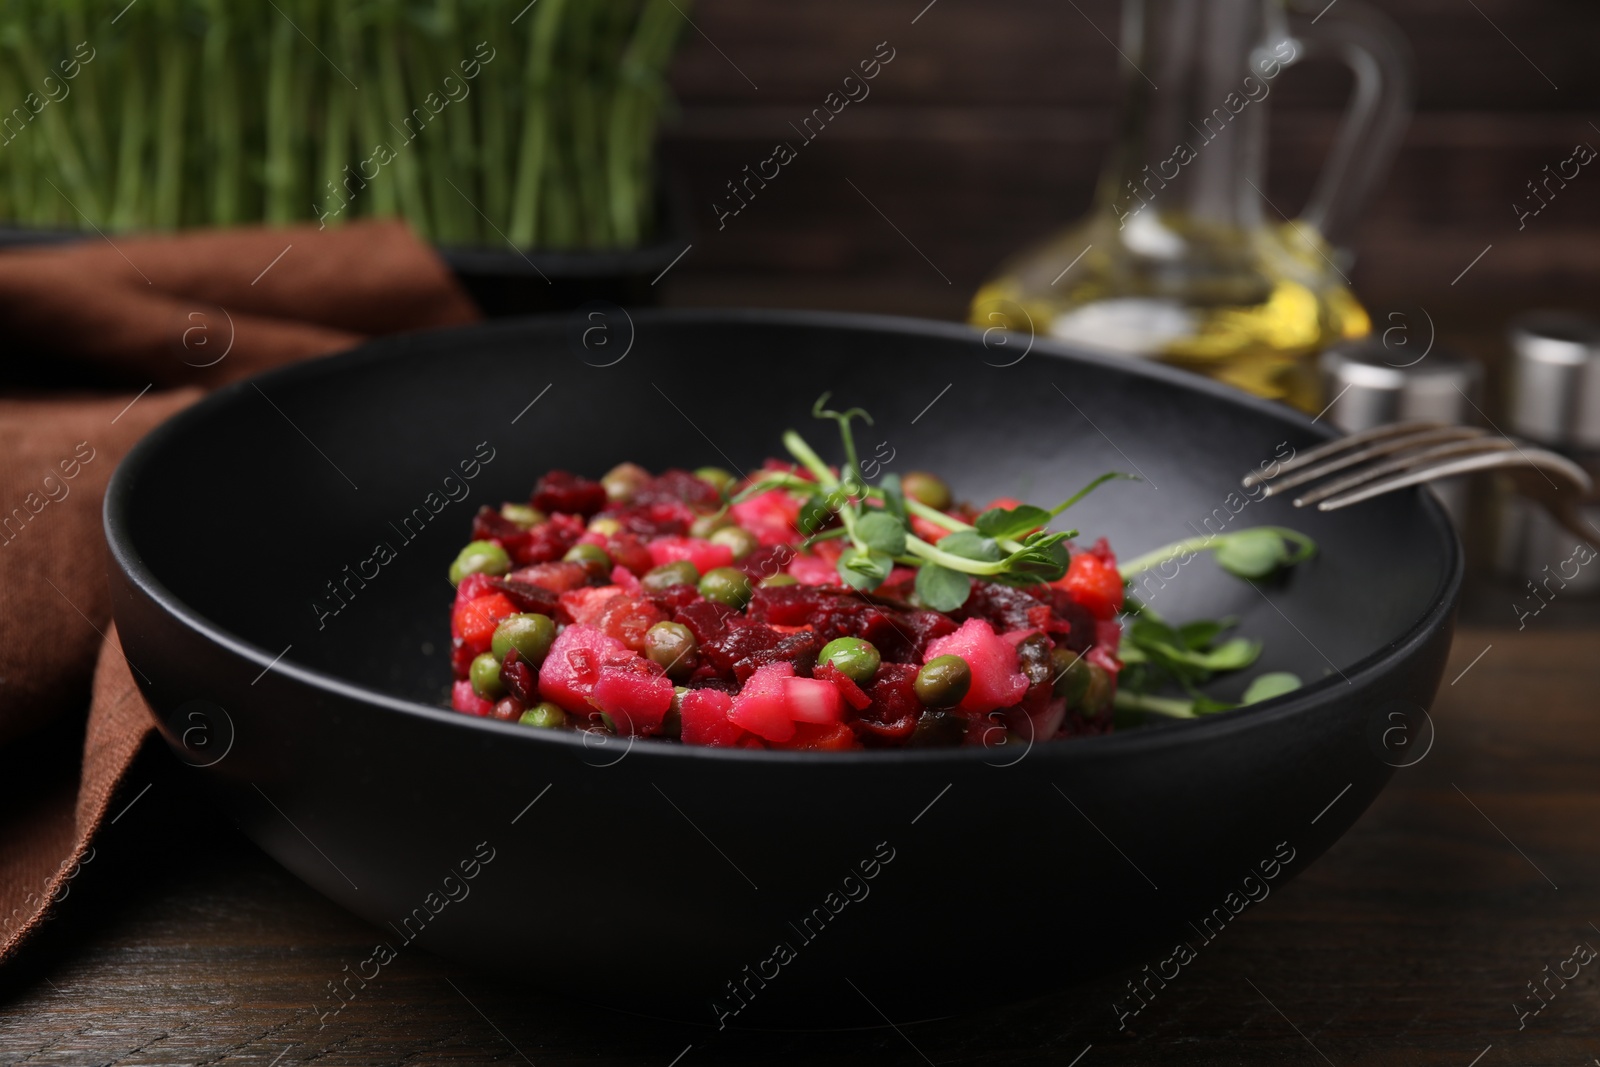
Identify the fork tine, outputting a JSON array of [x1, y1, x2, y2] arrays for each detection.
[[1291, 438, 1516, 507], [1256, 426, 1489, 497], [1241, 421, 1448, 488], [1313, 448, 1592, 511]]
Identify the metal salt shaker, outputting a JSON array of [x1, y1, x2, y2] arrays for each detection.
[[1496, 312, 1600, 596], [1317, 340, 1483, 527]]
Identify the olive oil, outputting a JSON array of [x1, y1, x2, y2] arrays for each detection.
[[971, 216, 1370, 413], [971, 0, 1410, 413]]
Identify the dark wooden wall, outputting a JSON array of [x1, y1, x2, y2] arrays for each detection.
[[658, 0, 1600, 337]]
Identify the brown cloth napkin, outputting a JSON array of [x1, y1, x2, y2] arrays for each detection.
[[0, 221, 479, 964]]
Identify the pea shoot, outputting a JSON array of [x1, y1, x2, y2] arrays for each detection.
[[732, 395, 1138, 612]]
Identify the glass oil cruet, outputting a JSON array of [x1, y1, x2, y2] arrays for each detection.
[[971, 0, 1413, 411]]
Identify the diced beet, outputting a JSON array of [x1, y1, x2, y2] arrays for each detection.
[[450, 638, 475, 679], [647, 536, 735, 573], [509, 513, 586, 565], [638, 469, 723, 510], [490, 696, 525, 722], [602, 499, 695, 539], [735, 544, 791, 584], [729, 663, 796, 742], [452, 680, 495, 717], [470, 505, 527, 544], [509, 560, 592, 595], [956, 581, 1053, 634], [538, 625, 632, 715], [487, 577, 561, 619], [1092, 619, 1122, 667], [559, 585, 624, 625], [924, 618, 1029, 714], [814, 662, 872, 711], [729, 487, 803, 546], [591, 661, 675, 736], [685, 675, 740, 696], [604, 532, 655, 576], [787, 553, 841, 586], [454, 572, 495, 605], [680, 689, 745, 746], [499, 649, 538, 705], [611, 565, 643, 594], [701, 617, 819, 684], [532, 471, 608, 517], [674, 599, 737, 645], [647, 582, 703, 615], [1043, 588, 1096, 654], [589, 592, 667, 652], [854, 662, 921, 744], [784, 676, 845, 724], [899, 609, 959, 659], [746, 584, 820, 627]]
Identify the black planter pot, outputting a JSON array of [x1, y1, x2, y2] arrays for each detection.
[[0, 215, 689, 317]]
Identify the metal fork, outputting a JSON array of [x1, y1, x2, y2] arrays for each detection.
[[1241, 421, 1596, 545]]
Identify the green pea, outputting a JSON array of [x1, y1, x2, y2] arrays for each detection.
[[1050, 647, 1091, 706], [699, 566, 753, 609], [796, 496, 834, 537], [601, 462, 651, 503], [587, 516, 623, 537], [759, 573, 798, 588], [819, 636, 880, 685], [909, 707, 966, 747], [1015, 634, 1054, 687], [519, 701, 567, 729], [470, 652, 506, 699], [564, 542, 612, 579], [449, 540, 511, 585], [645, 621, 698, 681], [1080, 664, 1113, 718], [689, 513, 733, 539], [492, 613, 556, 665], [695, 466, 738, 496], [915, 655, 971, 708], [710, 525, 759, 561], [660, 687, 688, 739], [642, 559, 700, 593], [902, 471, 952, 511], [501, 504, 545, 528]]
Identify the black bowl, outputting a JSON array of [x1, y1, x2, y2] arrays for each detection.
[[103, 310, 1459, 1029]]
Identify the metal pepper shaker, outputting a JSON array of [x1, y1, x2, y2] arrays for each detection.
[[1317, 340, 1483, 526], [1495, 312, 1600, 595]]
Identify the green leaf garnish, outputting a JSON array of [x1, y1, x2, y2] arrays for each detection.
[[1241, 672, 1301, 704], [836, 545, 893, 592], [1177, 618, 1231, 650], [855, 510, 908, 556], [774, 397, 1312, 637], [1212, 528, 1294, 579], [915, 563, 972, 612], [937, 529, 1003, 563], [975, 504, 1052, 541], [879, 472, 908, 525], [1118, 526, 1317, 582]]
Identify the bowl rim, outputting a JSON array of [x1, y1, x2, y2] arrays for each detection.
[[103, 307, 1463, 766]]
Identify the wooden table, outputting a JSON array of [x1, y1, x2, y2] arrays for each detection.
[[2, 621, 1597, 1066]]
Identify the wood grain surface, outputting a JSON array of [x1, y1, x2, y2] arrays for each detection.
[[2, 622, 1597, 1066], [657, 0, 1600, 325]]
